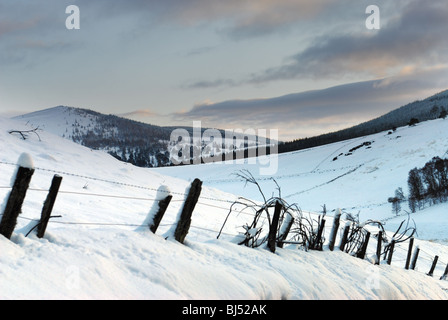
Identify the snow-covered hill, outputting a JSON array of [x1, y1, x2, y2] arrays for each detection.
[[1, 116, 448, 300], [13, 106, 270, 169], [13, 106, 174, 168], [278, 89, 448, 154], [156, 117, 448, 242]]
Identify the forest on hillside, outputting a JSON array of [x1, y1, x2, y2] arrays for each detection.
[[279, 90, 448, 154]]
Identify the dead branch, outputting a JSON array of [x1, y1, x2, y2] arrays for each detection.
[[8, 127, 42, 141]]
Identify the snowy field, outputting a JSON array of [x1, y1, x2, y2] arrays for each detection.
[[1, 116, 448, 300]]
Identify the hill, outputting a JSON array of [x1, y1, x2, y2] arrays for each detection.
[[2, 114, 448, 300], [13, 106, 173, 167], [13, 106, 269, 168], [279, 89, 448, 153], [155, 115, 448, 242]]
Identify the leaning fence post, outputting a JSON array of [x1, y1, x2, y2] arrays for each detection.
[[277, 213, 294, 249], [174, 178, 202, 244], [314, 218, 326, 251], [268, 201, 282, 253], [440, 263, 448, 280], [375, 231, 383, 265], [0, 165, 35, 239], [150, 194, 172, 234], [339, 222, 351, 252], [410, 246, 420, 270], [427, 255, 439, 277], [328, 208, 341, 251], [37, 175, 63, 238], [405, 237, 414, 270], [387, 239, 395, 265], [357, 231, 370, 259]]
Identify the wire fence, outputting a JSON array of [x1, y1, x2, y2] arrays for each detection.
[[0, 159, 243, 240], [1, 158, 448, 282]]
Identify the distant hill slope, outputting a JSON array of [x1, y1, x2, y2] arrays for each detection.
[[13, 106, 269, 168], [279, 89, 448, 153], [14, 89, 448, 167], [14, 106, 174, 167]]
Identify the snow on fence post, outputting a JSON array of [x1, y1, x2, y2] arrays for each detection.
[[328, 208, 341, 251], [150, 194, 172, 234], [37, 175, 63, 238], [427, 255, 439, 277], [410, 246, 420, 270], [0, 154, 35, 240], [146, 185, 172, 234], [277, 213, 294, 249], [267, 201, 282, 253], [137, 185, 172, 234], [174, 178, 202, 244], [405, 237, 414, 270]]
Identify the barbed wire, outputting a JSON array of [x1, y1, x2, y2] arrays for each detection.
[[2, 159, 448, 280], [0, 159, 235, 204], [14, 213, 241, 238], [202, 165, 361, 183]]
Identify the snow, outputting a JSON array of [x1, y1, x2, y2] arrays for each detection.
[[17, 153, 34, 170], [1, 115, 448, 300], [155, 117, 448, 242]]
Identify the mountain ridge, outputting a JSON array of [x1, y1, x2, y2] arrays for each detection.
[[13, 106, 269, 168], [279, 89, 448, 153], [13, 89, 448, 167]]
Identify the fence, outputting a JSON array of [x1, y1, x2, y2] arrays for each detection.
[[1, 161, 448, 284], [0, 160, 246, 240]]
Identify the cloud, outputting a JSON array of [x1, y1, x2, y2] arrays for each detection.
[[77, 0, 340, 38], [248, 0, 448, 83], [173, 67, 448, 140], [0, 20, 37, 38], [184, 78, 238, 89], [184, 0, 448, 88], [0, 1, 80, 66], [118, 109, 159, 118]]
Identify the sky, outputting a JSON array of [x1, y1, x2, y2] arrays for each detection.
[[1, 0, 447, 140]]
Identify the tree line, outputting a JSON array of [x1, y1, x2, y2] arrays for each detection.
[[279, 90, 448, 154], [408, 157, 448, 213]]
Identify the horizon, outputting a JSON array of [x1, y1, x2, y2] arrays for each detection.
[[9, 86, 448, 143], [1, 1, 448, 141]]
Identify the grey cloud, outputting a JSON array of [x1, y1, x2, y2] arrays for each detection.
[[186, 0, 448, 88], [77, 0, 342, 38], [249, 0, 448, 83], [174, 68, 448, 139], [184, 78, 238, 89]]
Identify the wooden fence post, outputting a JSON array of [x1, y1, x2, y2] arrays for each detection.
[[277, 213, 294, 249], [268, 201, 282, 253], [149, 194, 172, 234], [174, 178, 202, 244], [405, 237, 414, 270], [37, 175, 62, 238], [0, 166, 34, 239], [328, 209, 341, 251], [427, 255, 439, 277], [387, 239, 395, 265], [357, 231, 370, 259], [375, 231, 383, 265], [339, 222, 351, 252], [440, 263, 448, 280], [410, 247, 420, 270], [313, 218, 326, 251]]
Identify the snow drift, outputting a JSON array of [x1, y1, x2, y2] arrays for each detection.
[[1, 116, 448, 300]]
